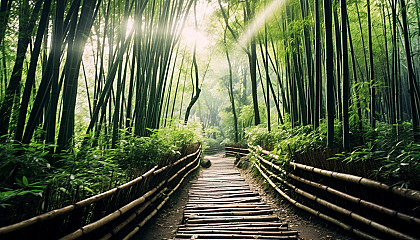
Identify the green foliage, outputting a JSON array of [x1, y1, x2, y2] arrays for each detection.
[[0, 140, 51, 187], [331, 122, 420, 188], [246, 120, 420, 189], [0, 121, 203, 210], [115, 121, 203, 170], [246, 119, 338, 152]]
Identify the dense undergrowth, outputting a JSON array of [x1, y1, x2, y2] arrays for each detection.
[[246, 119, 420, 190], [0, 121, 203, 225]]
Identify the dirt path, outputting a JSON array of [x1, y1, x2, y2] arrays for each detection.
[[139, 153, 354, 240]]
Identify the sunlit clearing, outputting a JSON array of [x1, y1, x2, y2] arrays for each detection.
[[182, 27, 210, 49], [181, 0, 216, 51], [126, 18, 134, 37], [239, 0, 287, 48]]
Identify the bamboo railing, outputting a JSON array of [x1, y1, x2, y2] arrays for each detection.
[[227, 145, 420, 240], [0, 144, 202, 240], [225, 145, 249, 157]]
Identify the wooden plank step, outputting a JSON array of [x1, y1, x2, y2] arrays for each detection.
[[177, 226, 290, 231], [185, 216, 279, 224], [184, 210, 273, 217], [179, 222, 289, 228], [189, 192, 259, 198], [185, 203, 268, 209], [175, 233, 297, 239], [184, 207, 271, 213], [176, 230, 298, 236]]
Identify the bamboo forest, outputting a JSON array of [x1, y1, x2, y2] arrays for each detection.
[[0, 0, 420, 239]]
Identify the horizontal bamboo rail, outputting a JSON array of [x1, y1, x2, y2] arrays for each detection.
[[288, 173, 420, 225], [122, 150, 201, 240], [0, 166, 157, 235], [225, 146, 249, 157], [253, 162, 378, 240], [259, 163, 416, 240], [240, 146, 420, 240], [250, 147, 420, 225], [0, 144, 202, 240], [251, 145, 420, 202]]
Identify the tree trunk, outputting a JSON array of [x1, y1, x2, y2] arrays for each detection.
[[224, 34, 239, 143], [15, 0, 51, 141], [314, 0, 321, 129], [0, 0, 42, 137], [399, 0, 420, 140], [367, 0, 376, 129], [341, 0, 349, 150], [324, 0, 335, 148]]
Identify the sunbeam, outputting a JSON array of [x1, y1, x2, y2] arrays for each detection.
[[238, 0, 287, 48]]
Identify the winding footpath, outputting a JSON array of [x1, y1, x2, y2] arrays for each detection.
[[174, 154, 299, 239]]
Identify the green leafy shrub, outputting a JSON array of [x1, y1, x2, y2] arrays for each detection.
[[0, 120, 203, 218]]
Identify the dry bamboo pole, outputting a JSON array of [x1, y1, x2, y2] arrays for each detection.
[[252, 147, 420, 225], [98, 187, 168, 240], [253, 163, 379, 240], [0, 166, 157, 235], [61, 148, 201, 240], [225, 151, 248, 156], [168, 152, 201, 183], [58, 180, 167, 240], [177, 226, 289, 231], [251, 149, 286, 175], [250, 145, 420, 202], [225, 146, 249, 151], [288, 173, 420, 225], [122, 152, 201, 240], [0, 145, 200, 239], [258, 163, 417, 240], [289, 161, 420, 202]]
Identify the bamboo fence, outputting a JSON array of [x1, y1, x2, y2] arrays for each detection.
[[0, 144, 202, 240], [227, 145, 420, 240], [225, 146, 249, 157]]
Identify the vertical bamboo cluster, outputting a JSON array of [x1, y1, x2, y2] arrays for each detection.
[[216, 0, 420, 149], [0, 0, 199, 153]]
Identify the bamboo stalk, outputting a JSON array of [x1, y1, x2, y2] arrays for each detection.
[[154, 145, 201, 176], [185, 210, 274, 217], [176, 229, 298, 235], [177, 226, 289, 231], [225, 146, 249, 151], [225, 150, 248, 156], [253, 148, 420, 225]]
